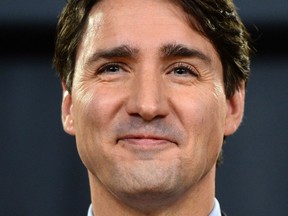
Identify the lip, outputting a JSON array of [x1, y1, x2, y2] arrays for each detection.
[[117, 134, 177, 147]]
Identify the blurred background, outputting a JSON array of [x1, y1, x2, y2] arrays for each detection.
[[0, 0, 287, 215]]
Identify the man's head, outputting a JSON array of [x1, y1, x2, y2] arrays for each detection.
[[54, 0, 251, 214]]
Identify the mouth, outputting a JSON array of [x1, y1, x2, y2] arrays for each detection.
[[117, 134, 177, 150]]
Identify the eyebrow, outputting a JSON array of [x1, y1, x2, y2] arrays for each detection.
[[85, 43, 211, 66], [86, 45, 139, 65], [160, 43, 211, 63]]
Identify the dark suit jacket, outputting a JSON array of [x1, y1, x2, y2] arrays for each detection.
[[221, 211, 227, 216]]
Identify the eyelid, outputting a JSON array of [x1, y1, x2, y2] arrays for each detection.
[[168, 62, 200, 77], [96, 62, 126, 74]]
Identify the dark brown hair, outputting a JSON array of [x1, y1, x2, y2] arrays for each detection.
[[176, 0, 251, 98]]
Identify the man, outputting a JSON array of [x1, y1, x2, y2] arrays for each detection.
[[54, 0, 251, 215]]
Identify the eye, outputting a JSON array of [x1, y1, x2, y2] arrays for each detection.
[[97, 63, 123, 74], [171, 63, 199, 77]]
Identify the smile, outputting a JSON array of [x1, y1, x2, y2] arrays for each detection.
[[117, 134, 178, 150]]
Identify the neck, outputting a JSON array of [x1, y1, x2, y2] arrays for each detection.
[[89, 166, 216, 216]]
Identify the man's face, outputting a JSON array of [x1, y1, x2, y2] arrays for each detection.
[[62, 0, 244, 207]]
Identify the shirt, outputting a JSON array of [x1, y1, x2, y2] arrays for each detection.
[[87, 198, 221, 216]]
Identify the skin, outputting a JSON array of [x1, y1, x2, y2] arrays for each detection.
[[61, 0, 245, 215]]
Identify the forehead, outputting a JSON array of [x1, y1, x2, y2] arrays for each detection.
[[76, 0, 219, 65], [84, 0, 197, 40], [90, 0, 187, 22]]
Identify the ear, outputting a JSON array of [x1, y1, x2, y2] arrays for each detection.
[[61, 82, 75, 135], [224, 82, 245, 136]]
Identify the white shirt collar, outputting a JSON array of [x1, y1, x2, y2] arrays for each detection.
[[210, 198, 222, 216], [87, 198, 222, 216], [87, 204, 93, 216]]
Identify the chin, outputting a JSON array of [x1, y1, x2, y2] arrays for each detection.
[[106, 160, 186, 212]]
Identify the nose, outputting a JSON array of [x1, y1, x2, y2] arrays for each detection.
[[125, 70, 169, 121]]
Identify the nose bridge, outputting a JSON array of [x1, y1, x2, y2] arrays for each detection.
[[138, 69, 160, 105], [126, 66, 169, 120]]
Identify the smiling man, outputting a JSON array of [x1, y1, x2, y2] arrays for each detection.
[[54, 0, 251, 215]]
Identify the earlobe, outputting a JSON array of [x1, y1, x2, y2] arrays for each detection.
[[224, 83, 245, 136], [61, 82, 76, 135]]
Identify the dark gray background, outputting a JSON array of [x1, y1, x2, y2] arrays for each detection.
[[0, 1, 287, 215]]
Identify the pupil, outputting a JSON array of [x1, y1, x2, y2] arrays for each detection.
[[109, 66, 118, 72], [176, 68, 186, 74]]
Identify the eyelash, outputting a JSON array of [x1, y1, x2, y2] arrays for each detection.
[[97, 62, 123, 74], [170, 63, 199, 77], [96, 62, 199, 78]]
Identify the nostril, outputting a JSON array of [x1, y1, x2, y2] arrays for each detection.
[[126, 100, 169, 121], [138, 104, 161, 120]]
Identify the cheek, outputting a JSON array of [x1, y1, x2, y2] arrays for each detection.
[[73, 84, 123, 132], [172, 87, 226, 159], [72, 86, 124, 169]]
